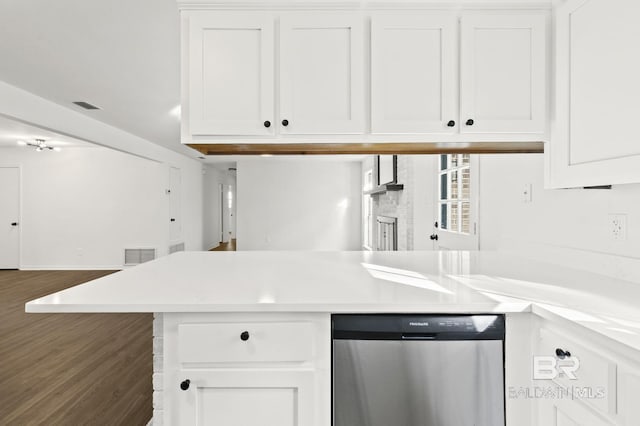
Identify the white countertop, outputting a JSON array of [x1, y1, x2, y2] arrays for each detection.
[[25, 250, 640, 351]]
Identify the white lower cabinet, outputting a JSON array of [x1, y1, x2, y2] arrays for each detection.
[[538, 397, 612, 426], [163, 313, 331, 426], [161, 312, 640, 425], [177, 369, 314, 425], [533, 318, 640, 425]]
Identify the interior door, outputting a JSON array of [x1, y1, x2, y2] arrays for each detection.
[[188, 12, 274, 136], [432, 154, 479, 250], [460, 14, 546, 134], [279, 13, 364, 134], [227, 184, 236, 240], [169, 167, 181, 243], [0, 167, 20, 269], [371, 13, 457, 134], [218, 183, 224, 243]]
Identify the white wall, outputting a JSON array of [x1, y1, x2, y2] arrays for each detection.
[[1, 146, 203, 269], [236, 159, 362, 251], [479, 154, 640, 280]]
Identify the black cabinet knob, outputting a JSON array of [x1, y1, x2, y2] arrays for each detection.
[[281, 119, 289, 127], [240, 331, 250, 341], [11, 222, 18, 226], [555, 348, 571, 359], [429, 234, 439, 241], [170, 218, 176, 222], [466, 119, 474, 126], [447, 120, 455, 127], [180, 379, 190, 391], [264, 120, 271, 128]]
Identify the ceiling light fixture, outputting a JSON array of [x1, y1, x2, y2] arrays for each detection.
[[18, 139, 62, 152]]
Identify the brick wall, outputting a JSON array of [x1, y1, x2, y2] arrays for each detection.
[[371, 156, 414, 251], [152, 313, 164, 425]]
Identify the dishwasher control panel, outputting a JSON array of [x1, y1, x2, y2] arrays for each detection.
[[332, 314, 505, 340]]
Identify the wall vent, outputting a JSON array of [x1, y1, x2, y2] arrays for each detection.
[[169, 242, 185, 254], [124, 248, 156, 265], [73, 101, 101, 110]]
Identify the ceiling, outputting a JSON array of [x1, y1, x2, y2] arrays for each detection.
[[0, 115, 94, 148], [0, 0, 191, 156]]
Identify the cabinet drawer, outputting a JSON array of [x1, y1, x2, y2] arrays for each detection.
[[538, 327, 616, 415], [178, 322, 314, 363]]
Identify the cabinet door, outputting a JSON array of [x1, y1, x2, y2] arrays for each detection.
[[188, 13, 274, 136], [177, 370, 315, 425], [279, 13, 364, 135], [548, 0, 640, 187], [460, 15, 546, 134], [538, 398, 613, 426], [371, 14, 457, 134]]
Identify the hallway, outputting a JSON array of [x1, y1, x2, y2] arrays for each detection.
[[210, 239, 237, 251]]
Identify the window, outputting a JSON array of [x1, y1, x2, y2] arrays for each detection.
[[438, 154, 471, 234]]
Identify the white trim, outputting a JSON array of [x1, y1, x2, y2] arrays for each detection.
[[19, 265, 124, 271], [177, 2, 552, 11], [0, 82, 201, 164]]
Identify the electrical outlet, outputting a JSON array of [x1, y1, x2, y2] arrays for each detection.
[[608, 214, 627, 241]]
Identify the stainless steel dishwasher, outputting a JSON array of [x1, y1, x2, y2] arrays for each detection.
[[332, 314, 505, 426]]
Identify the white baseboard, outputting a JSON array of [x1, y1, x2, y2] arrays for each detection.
[[19, 265, 123, 271]]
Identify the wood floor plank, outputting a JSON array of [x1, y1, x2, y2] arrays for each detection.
[[0, 270, 152, 425]]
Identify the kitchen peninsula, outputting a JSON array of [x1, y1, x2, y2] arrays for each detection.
[[26, 251, 640, 425]]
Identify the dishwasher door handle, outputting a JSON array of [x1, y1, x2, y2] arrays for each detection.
[[401, 334, 436, 340]]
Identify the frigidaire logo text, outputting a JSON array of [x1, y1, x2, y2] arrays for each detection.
[[409, 322, 429, 326]]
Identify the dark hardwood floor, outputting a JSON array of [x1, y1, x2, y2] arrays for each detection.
[[209, 239, 237, 251], [0, 270, 152, 425]]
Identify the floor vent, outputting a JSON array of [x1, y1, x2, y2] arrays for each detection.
[[124, 248, 156, 265], [169, 242, 185, 254]]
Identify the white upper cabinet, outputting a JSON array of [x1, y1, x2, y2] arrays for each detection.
[[371, 14, 457, 134], [460, 15, 546, 134], [548, 0, 640, 187], [180, 5, 550, 147], [279, 13, 364, 135], [187, 13, 274, 136]]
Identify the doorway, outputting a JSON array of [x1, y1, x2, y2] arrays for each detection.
[[0, 167, 20, 269], [432, 154, 479, 250]]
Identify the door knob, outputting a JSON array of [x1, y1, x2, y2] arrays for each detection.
[[240, 331, 250, 341], [180, 379, 190, 391], [281, 119, 289, 127], [447, 120, 455, 127], [11, 222, 18, 226], [263, 120, 271, 128], [430, 234, 438, 241], [465, 119, 474, 126]]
